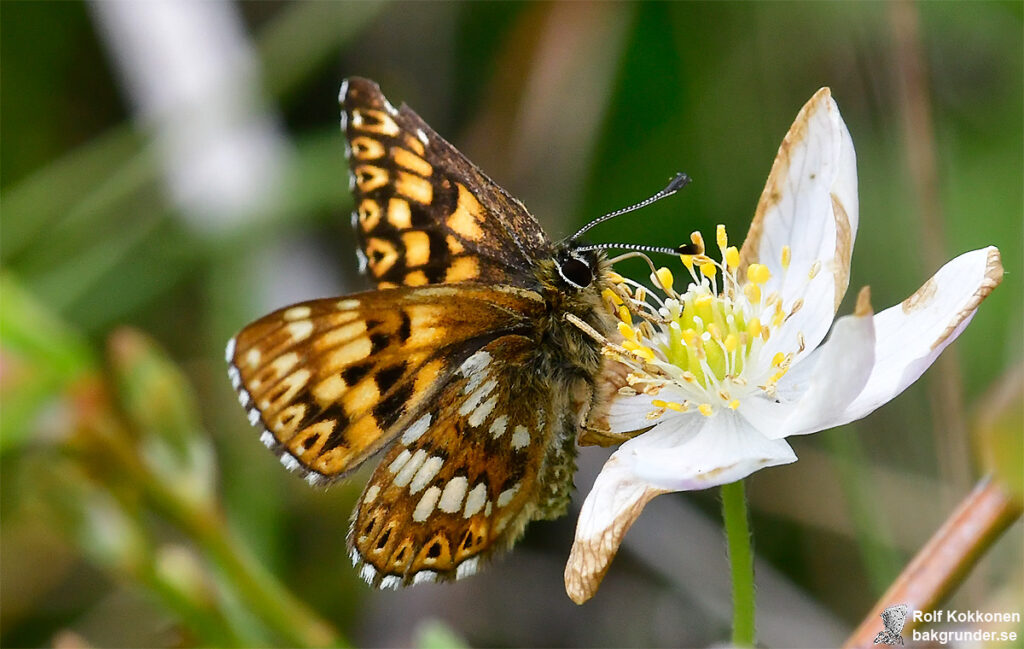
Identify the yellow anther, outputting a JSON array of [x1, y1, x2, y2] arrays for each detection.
[[633, 347, 655, 361], [622, 340, 640, 352], [747, 318, 762, 339], [602, 288, 623, 306], [666, 401, 687, 412], [651, 399, 668, 408], [690, 231, 706, 254], [698, 403, 714, 417], [743, 283, 761, 304], [680, 254, 695, 272], [716, 224, 728, 251], [808, 260, 821, 280], [681, 371, 697, 383], [771, 352, 785, 367], [724, 333, 739, 352], [725, 246, 740, 269], [707, 323, 722, 341], [617, 321, 636, 341], [781, 245, 791, 269], [747, 263, 772, 285], [729, 399, 740, 410], [635, 287, 647, 303], [681, 328, 698, 345], [656, 267, 674, 293], [618, 305, 632, 326], [608, 272, 625, 284], [700, 261, 717, 278]]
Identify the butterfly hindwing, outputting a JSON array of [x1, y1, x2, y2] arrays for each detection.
[[350, 334, 568, 587], [227, 285, 548, 483], [341, 77, 551, 289]]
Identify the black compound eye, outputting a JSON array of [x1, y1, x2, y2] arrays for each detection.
[[559, 256, 593, 288]]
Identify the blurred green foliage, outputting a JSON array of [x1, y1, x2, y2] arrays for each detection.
[[1, 2, 1020, 647]]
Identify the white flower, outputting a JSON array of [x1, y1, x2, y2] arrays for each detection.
[[565, 88, 1003, 604]]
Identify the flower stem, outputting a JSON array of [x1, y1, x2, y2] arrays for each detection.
[[721, 480, 756, 647]]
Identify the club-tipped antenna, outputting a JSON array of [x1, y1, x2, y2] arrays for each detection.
[[574, 241, 701, 257], [570, 172, 691, 242]]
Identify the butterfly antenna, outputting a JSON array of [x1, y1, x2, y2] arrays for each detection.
[[570, 172, 692, 242]]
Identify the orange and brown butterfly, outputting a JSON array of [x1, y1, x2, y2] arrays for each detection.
[[226, 77, 680, 589]]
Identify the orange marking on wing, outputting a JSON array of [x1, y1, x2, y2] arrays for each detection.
[[445, 256, 479, 282], [447, 183, 485, 240], [396, 171, 433, 204], [387, 198, 412, 229], [392, 147, 433, 177], [402, 230, 431, 266]]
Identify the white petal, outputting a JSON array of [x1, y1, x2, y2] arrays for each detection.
[[755, 306, 876, 438], [838, 247, 1003, 424], [626, 411, 797, 491], [565, 454, 666, 604], [603, 383, 690, 434], [740, 88, 859, 362]]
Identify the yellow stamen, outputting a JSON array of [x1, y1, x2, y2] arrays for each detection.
[[724, 333, 739, 352], [617, 321, 636, 340], [655, 267, 674, 293], [700, 261, 717, 278], [725, 246, 740, 269], [698, 403, 713, 417], [602, 288, 623, 306], [680, 254, 695, 272], [716, 224, 728, 250], [690, 231, 705, 254], [747, 318, 762, 339], [771, 352, 785, 367], [618, 305, 632, 326], [729, 399, 740, 410], [747, 263, 771, 285], [743, 283, 761, 304], [781, 245, 791, 269]]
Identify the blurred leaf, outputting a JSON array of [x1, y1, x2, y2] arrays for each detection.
[[974, 364, 1024, 504], [0, 273, 95, 451]]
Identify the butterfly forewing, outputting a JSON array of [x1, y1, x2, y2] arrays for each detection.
[[227, 286, 547, 482], [350, 334, 557, 587], [341, 77, 550, 289]]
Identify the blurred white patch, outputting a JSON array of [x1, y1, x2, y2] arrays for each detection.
[[89, 0, 290, 230]]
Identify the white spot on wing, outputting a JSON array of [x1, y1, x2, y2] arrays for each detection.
[[383, 99, 398, 116], [393, 449, 428, 488], [416, 128, 428, 146], [349, 547, 361, 566], [468, 394, 498, 428], [360, 563, 377, 585], [401, 413, 432, 445], [379, 575, 401, 590], [279, 453, 301, 472], [285, 320, 314, 342], [260, 430, 276, 448], [228, 366, 241, 389], [497, 483, 520, 508], [412, 486, 441, 522], [456, 557, 480, 580], [511, 425, 530, 450], [463, 483, 487, 518], [337, 298, 360, 311], [489, 414, 508, 438], [459, 378, 497, 417], [305, 472, 325, 487], [338, 79, 349, 104], [237, 389, 251, 407], [413, 570, 437, 585], [363, 484, 381, 504], [458, 351, 491, 383], [388, 449, 412, 474], [247, 409, 261, 426], [409, 456, 444, 494], [438, 477, 468, 513], [283, 305, 312, 321], [224, 337, 236, 362]]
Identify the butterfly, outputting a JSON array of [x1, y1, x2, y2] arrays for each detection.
[[226, 77, 685, 588]]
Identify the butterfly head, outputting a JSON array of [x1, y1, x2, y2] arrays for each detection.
[[554, 246, 602, 291]]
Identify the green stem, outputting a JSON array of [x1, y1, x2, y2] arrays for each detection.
[[721, 480, 756, 647]]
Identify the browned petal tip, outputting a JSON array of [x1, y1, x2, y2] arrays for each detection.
[[854, 285, 873, 317]]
